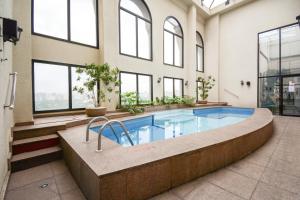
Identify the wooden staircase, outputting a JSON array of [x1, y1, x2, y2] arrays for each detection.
[[10, 123, 65, 172]]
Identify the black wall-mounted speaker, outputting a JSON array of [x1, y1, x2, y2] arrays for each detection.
[[3, 18, 18, 42]]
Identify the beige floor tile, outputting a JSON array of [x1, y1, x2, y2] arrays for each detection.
[[50, 160, 69, 176], [8, 164, 54, 190], [55, 171, 79, 194], [149, 192, 181, 200], [260, 168, 300, 194], [184, 181, 244, 200], [5, 178, 59, 200], [60, 189, 86, 200], [207, 169, 258, 199], [241, 152, 271, 167], [171, 178, 201, 199], [251, 182, 299, 200], [227, 160, 265, 180], [267, 157, 300, 177]]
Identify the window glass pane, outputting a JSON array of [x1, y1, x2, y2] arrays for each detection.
[[120, 0, 150, 20], [174, 79, 183, 97], [34, 63, 69, 111], [121, 73, 137, 104], [197, 47, 203, 71], [259, 30, 280, 77], [196, 32, 203, 46], [71, 68, 95, 109], [281, 24, 300, 75], [196, 81, 201, 101], [164, 18, 182, 36], [138, 75, 151, 104], [164, 78, 173, 98], [138, 19, 151, 59], [258, 77, 280, 115], [33, 0, 68, 39], [120, 10, 137, 56], [164, 31, 173, 65], [70, 0, 97, 46], [174, 36, 183, 67]]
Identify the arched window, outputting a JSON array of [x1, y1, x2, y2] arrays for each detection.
[[164, 17, 183, 67], [196, 31, 204, 72], [119, 0, 152, 60]]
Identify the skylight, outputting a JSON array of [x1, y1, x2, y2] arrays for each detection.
[[201, 0, 229, 9]]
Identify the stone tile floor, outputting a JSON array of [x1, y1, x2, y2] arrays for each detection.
[[5, 116, 300, 200]]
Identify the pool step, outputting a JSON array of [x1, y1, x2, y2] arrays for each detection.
[[11, 146, 62, 172], [12, 134, 60, 155], [13, 123, 66, 140]]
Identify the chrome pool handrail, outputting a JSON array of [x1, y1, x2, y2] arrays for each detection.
[[86, 116, 120, 144], [97, 120, 134, 151]]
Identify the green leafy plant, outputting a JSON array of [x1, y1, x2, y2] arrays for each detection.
[[182, 96, 196, 107], [73, 63, 120, 107], [197, 76, 216, 101], [120, 92, 144, 114]]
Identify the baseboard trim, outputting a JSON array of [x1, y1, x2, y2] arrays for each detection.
[[0, 170, 11, 199]]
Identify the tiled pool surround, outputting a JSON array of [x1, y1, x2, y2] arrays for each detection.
[[58, 107, 273, 200]]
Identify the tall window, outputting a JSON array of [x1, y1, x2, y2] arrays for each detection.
[[163, 77, 183, 98], [120, 72, 153, 105], [258, 23, 300, 116], [196, 31, 204, 72], [32, 60, 94, 113], [119, 0, 152, 60], [164, 17, 183, 67], [32, 0, 98, 47]]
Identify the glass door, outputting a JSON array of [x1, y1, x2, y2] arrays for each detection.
[[282, 76, 300, 116]]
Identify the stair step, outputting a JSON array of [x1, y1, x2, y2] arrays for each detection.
[[12, 134, 60, 155], [11, 146, 62, 172], [13, 123, 66, 140]]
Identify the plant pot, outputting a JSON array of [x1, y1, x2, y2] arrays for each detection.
[[86, 107, 107, 117], [198, 100, 208, 104]]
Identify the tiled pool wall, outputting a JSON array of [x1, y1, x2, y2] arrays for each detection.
[[60, 108, 273, 200]]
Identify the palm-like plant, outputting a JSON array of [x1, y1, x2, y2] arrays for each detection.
[[197, 76, 216, 101]]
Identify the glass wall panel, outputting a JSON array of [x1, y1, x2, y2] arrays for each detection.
[[164, 31, 174, 65], [33, 0, 68, 39], [174, 79, 183, 97], [282, 76, 300, 116], [138, 19, 151, 59], [138, 75, 151, 104], [258, 77, 280, 115], [164, 78, 174, 98], [259, 30, 280, 77], [70, 0, 97, 46], [120, 10, 137, 56], [197, 46, 203, 71], [34, 63, 69, 111], [281, 24, 300, 75], [174, 36, 183, 67], [71, 68, 95, 109]]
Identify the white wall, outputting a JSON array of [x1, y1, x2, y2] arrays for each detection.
[[0, 0, 14, 194], [215, 0, 300, 107], [101, 0, 201, 109]]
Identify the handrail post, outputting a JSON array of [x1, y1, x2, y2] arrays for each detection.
[[86, 116, 109, 142], [4, 72, 17, 110]]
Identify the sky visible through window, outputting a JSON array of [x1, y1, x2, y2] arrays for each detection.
[[201, 0, 228, 9]]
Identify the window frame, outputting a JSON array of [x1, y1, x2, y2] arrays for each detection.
[[31, 0, 99, 49], [257, 22, 299, 116], [119, 71, 153, 106], [32, 59, 96, 114], [163, 16, 184, 68], [196, 31, 204, 72], [118, 0, 153, 61], [163, 76, 184, 99]]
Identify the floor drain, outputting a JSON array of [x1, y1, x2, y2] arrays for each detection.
[[40, 183, 48, 189]]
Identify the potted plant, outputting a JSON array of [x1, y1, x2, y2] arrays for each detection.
[[197, 76, 215, 104], [73, 63, 120, 117]]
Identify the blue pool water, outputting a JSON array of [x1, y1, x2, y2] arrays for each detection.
[[91, 107, 254, 147]]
